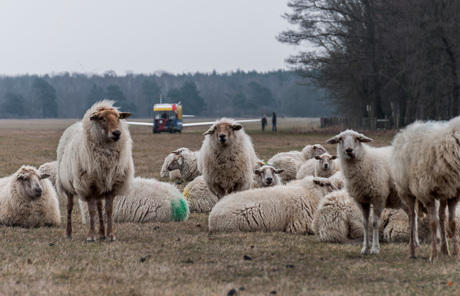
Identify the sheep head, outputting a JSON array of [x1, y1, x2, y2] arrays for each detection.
[[90, 107, 132, 142], [326, 130, 372, 160], [254, 165, 284, 186], [203, 121, 243, 146], [16, 167, 49, 198], [314, 153, 337, 170], [167, 155, 184, 171], [311, 144, 328, 157]]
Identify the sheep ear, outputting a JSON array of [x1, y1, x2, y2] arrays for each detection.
[[177, 157, 184, 165], [254, 169, 261, 175], [326, 136, 340, 144], [275, 169, 285, 174], [257, 160, 265, 167], [313, 179, 322, 185], [358, 134, 373, 143], [203, 128, 215, 135], [331, 155, 338, 160], [90, 112, 99, 120], [17, 174, 25, 180], [232, 124, 243, 131], [40, 173, 50, 180], [171, 150, 180, 155], [337, 180, 345, 190], [119, 112, 132, 119], [315, 156, 321, 160]]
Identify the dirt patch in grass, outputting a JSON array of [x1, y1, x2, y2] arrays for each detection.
[[0, 118, 457, 295]]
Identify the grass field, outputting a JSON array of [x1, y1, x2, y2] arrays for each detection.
[[0, 117, 459, 295]]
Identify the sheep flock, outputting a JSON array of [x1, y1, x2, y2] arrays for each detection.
[[3, 103, 460, 264]]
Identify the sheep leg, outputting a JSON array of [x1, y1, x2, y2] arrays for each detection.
[[427, 201, 439, 262], [448, 198, 459, 259], [105, 196, 116, 241], [97, 200, 106, 240], [438, 199, 450, 256], [66, 194, 74, 239], [359, 203, 371, 255], [402, 195, 418, 257], [371, 206, 382, 255], [86, 199, 97, 242]]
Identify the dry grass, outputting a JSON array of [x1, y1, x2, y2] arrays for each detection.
[[0, 118, 459, 295]]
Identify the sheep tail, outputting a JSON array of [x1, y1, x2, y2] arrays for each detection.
[[171, 196, 189, 221]]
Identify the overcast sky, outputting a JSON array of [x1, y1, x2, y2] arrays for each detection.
[[0, 0, 297, 76]]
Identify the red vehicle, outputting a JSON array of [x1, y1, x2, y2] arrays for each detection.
[[153, 103, 183, 133]]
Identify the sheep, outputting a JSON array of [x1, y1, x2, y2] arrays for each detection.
[[208, 176, 344, 233], [199, 117, 258, 199], [38, 161, 58, 186], [167, 148, 201, 181], [268, 144, 328, 182], [79, 177, 189, 223], [252, 161, 284, 188], [326, 129, 408, 255], [296, 153, 339, 179], [183, 175, 219, 213], [56, 100, 134, 242], [391, 118, 460, 261], [160, 153, 182, 180], [0, 165, 60, 227]]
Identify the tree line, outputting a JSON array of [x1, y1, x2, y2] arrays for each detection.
[[0, 70, 334, 119], [279, 0, 460, 125]]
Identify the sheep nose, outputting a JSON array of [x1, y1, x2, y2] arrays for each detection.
[[345, 148, 353, 154], [324, 163, 329, 169], [266, 177, 273, 184], [219, 134, 227, 143], [33, 187, 42, 197], [112, 130, 121, 140]]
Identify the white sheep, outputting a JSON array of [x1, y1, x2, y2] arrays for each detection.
[[296, 153, 339, 179], [208, 176, 343, 233], [79, 177, 189, 223], [167, 147, 201, 181], [160, 153, 182, 180], [391, 117, 460, 261], [268, 144, 328, 182], [199, 117, 258, 198], [56, 100, 134, 242], [38, 161, 57, 186], [326, 129, 407, 255], [183, 175, 219, 213], [252, 161, 284, 188], [0, 165, 60, 227]]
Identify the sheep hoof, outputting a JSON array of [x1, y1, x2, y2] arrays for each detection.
[[86, 237, 95, 243], [371, 247, 380, 255], [108, 234, 116, 242], [99, 235, 106, 240], [361, 246, 370, 255]]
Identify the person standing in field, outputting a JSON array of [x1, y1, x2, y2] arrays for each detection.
[[261, 115, 267, 132], [272, 112, 277, 131]]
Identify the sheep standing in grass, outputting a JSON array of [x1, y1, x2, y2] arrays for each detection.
[[199, 118, 258, 199], [38, 161, 58, 186], [160, 153, 182, 180], [392, 118, 460, 261], [208, 176, 343, 233], [296, 153, 339, 179], [0, 165, 60, 227], [167, 148, 201, 181], [326, 130, 407, 255], [56, 100, 134, 242], [183, 176, 219, 213], [252, 162, 284, 188], [268, 144, 328, 182], [79, 177, 188, 223]]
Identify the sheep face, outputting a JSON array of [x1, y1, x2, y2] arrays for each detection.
[[314, 153, 337, 170], [326, 130, 372, 160], [313, 177, 344, 192], [90, 107, 132, 142], [203, 122, 243, 146], [16, 169, 50, 199], [254, 165, 284, 186], [167, 155, 183, 171]]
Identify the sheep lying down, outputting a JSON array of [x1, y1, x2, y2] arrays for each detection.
[[208, 176, 343, 233], [79, 177, 189, 224]]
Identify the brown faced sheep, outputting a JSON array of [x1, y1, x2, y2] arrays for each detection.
[[252, 162, 284, 188], [199, 118, 258, 199], [56, 100, 134, 242], [0, 165, 60, 227]]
